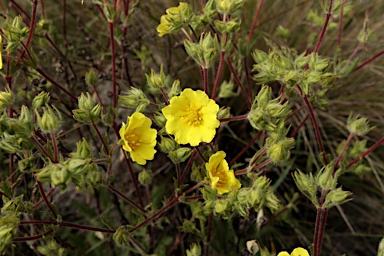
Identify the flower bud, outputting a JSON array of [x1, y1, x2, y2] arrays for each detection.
[[316, 164, 337, 190], [347, 114, 373, 136], [50, 166, 71, 189], [158, 136, 177, 153], [216, 0, 232, 13], [35, 105, 62, 132], [32, 92, 50, 108], [266, 101, 290, 119], [118, 88, 149, 111], [214, 199, 230, 215], [217, 106, 231, 119], [252, 49, 268, 64], [138, 168, 153, 185], [85, 165, 101, 187], [168, 80, 181, 98], [85, 68, 99, 87], [113, 226, 131, 247], [153, 111, 167, 127], [186, 243, 202, 256], [255, 85, 272, 107], [214, 20, 240, 35], [168, 147, 193, 163], [146, 65, 165, 89], [71, 138, 93, 159], [78, 92, 95, 112], [324, 187, 352, 208], [0, 87, 14, 113], [293, 170, 318, 206], [218, 81, 237, 98], [246, 240, 260, 255], [19, 106, 33, 131]]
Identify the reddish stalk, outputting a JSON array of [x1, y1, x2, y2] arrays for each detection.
[[13, 229, 54, 242], [313, 0, 333, 54], [248, 0, 264, 43], [19, 221, 115, 233], [337, 7, 343, 46], [35, 67, 77, 101], [107, 185, 146, 213], [50, 132, 59, 163], [346, 137, 384, 170], [289, 113, 310, 138], [36, 180, 58, 219], [219, 114, 248, 123], [92, 122, 109, 155], [31, 136, 54, 162], [179, 150, 198, 186], [109, 21, 117, 112], [19, 0, 37, 61], [226, 58, 252, 107], [234, 158, 272, 175], [202, 67, 209, 94], [211, 51, 225, 99], [333, 132, 354, 172], [33, 188, 55, 209], [354, 50, 384, 71], [229, 131, 262, 167]]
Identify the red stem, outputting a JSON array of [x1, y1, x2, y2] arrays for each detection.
[[333, 132, 354, 172], [226, 58, 252, 107], [50, 132, 59, 163], [36, 180, 58, 219], [33, 188, 55, 209], [202, 67, 209, 94], [354, 50, 384, 71], [313, 0, 333, 54], [248, 0, 264, 43], [107, 185, 146, 213], [346, 137, 384, 170], [212, 51, 225, 99], [109, 22, 117, 113], [13, 229, 54, 242], [19, 221, 115, 233], [219, 114, 248, 123], [229, 131, 262, 167], [179, 150, 198, 186], [19, 0, 37, 61]]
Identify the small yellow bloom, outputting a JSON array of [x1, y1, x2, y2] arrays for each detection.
[[277, 247, 310, 256], [119, 112, 157, 165], [156, 2, 190, 37], [162, 89, 220, 146], [206, 151, 241, 195]]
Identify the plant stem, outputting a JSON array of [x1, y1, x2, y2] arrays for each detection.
[[248, 0, 264, 43], [13, 229, 55, 242], [36, 180, 58, 219], [313, 0, 333, 54], [19, 220, 115, 233], [234, 158, 272, 175], [229, 131, 262, 167], [31, 135, 54, 162], [219, 114, 248, 123], [202, 67, 209, 94], [333, 132, 354, 172], [179, 150, 198, 186], [107, 185, 146, 213], [211, 51, 225, 99], [92, 121, 109, 155], [226, 57, 252, 107], [50, 132, 59, 163], [33, 188, 55, 209], [337, 7, 343, 46], [354, 50, 384, 71], [346, 137, 384, 170], [109, 21, 117, 115]]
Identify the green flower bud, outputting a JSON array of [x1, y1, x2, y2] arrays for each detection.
[[32, 92, 50, 109], [214, 20, 241, 35], [71, 138, 93, 159], [158, 136, 177, 153], [18, 155, 36, 173], [19, 106, 33, 131], [168, 147, 193, 163], [316, 164, 337, 190], [186, 243, 202, 256], [247, 109, 263, 130], [236, 188, 250, 204], [266, 101, 290, 119], [0, 87, 14, 113], [35, 105, 62, 132], [255, 85, 272, 107], [267, 143, 286, 163], [200, 185, 217, 202], [0, 225, 14, 253], [295, 53, 310, 68], [219, 81, 237, 98], [146, 65, 165, 89], [1, 195, 25, 214], [247, 189, 263, 207], [168, 80, 181, 98], [85, 165, 101, 187], [85, 68, 99, 87], [324, 187, 352, 208], [36, 165, 54, 183], [214, 199, 230, 214], [90, 104, 102, 121], [113, 226, 131, 247], [51, 165, 71, 189], [153, 111, 167, 127], [138, 169, 153, 185], [377, 237, 384, 256], [217, 106, 231, 119], [216, 0, 232, 13], [293, 170, 318, 206], [67, 158, 90, 176], [347, 114, 373, 136], [78, 92, 95, 112], [118, 88, 149, 111], [252, 49, 268, 64], [265, 191, 280, 213]]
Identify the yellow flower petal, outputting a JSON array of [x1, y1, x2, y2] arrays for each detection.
[[162, 89, 220, 146], [119, 112, 157, 165], [291, 247, 310, 256], [277, 252, 291, 256], [206, 151, 241, 195]]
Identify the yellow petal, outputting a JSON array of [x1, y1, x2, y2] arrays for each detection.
[[277, 252, 290, 256], [291, 247, 310, 256]]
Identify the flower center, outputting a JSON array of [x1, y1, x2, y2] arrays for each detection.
[[125, 131, 142, 151], [184, 105, 203, 126], [212, 164, 227, 186]]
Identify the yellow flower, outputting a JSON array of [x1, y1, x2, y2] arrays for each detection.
[[206, 151, 241, 195], [156, 2, 190, 37], [119, 112, 157, 165], [162, 89, 220, 146], [277, 247, 310, 256]]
